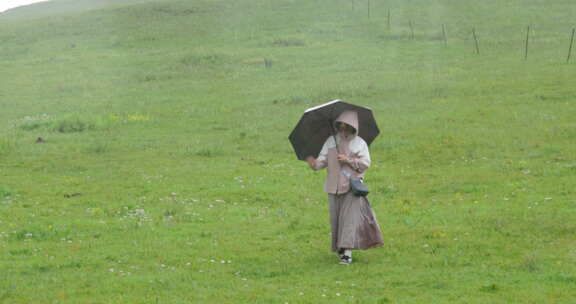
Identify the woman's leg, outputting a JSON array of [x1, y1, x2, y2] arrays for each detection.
[[328, 194, 341, 253]]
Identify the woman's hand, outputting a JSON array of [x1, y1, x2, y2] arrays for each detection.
[[337, 154, 350, 164], [306, 156, 316, 170]]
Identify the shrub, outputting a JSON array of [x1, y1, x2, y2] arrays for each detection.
[[85, 142, 110, 154], [179, 53, 228, 67], [18, 120, 52, 131], [0, 185, 13, 199], [16, 114, 52, 131], [194, 147, 223, 157], [51, 117, 95, 133], [272, 37, 306, 47], [0, 138, 14, 156]]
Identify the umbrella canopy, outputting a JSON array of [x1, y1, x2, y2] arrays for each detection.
[[289, 99, 380, 160]]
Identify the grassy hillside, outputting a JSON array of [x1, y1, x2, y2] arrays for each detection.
[[1, 0, 575, 302]]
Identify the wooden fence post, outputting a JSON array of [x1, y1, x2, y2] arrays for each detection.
[[472, 28, 480, 55], [524, 25, 530, 60], [567, 28, 575, 63], [442, 24, 447, 46]]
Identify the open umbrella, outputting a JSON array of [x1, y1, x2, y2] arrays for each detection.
[[288, 99, 380, 160]]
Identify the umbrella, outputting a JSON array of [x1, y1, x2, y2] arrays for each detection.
[[288, 99, 380, 160]]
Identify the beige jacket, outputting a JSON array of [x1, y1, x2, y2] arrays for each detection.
[[313, 110, 371, 194]]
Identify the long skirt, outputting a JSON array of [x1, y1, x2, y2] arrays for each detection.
[[328, 192, 384, 252]]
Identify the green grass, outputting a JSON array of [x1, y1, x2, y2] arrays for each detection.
[[1, 0, 576, 302]]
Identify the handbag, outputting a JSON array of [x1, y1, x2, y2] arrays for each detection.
[[350, 177, 369, 197]]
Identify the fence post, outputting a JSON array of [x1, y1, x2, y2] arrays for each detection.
[[567, 28, 575, 63], [442, 24, 447, 46], [367, 0, 370, 19], [387, 9, 391, 30], [524, 25, 530, 60], [472, 28, 480, 55]]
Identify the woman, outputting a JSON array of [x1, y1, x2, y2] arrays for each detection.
[[306, 110, 384, 264]]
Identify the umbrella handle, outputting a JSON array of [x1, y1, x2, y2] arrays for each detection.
[[327, 118, 340, 154]]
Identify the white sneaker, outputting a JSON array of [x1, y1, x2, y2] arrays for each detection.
[[339, 255, 352, 265]]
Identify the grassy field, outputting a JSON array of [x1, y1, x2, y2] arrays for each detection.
[[1, 0, 575, 302]]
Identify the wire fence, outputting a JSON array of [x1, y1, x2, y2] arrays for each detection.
[[343, 0, 576, 63]]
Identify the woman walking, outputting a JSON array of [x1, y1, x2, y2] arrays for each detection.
[[305, 110, 384, 264]]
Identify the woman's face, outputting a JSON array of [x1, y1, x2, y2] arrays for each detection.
[[337, 122, 355, 137]]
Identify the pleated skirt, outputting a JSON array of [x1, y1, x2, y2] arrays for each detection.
[[328, 192, 384, 252]]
